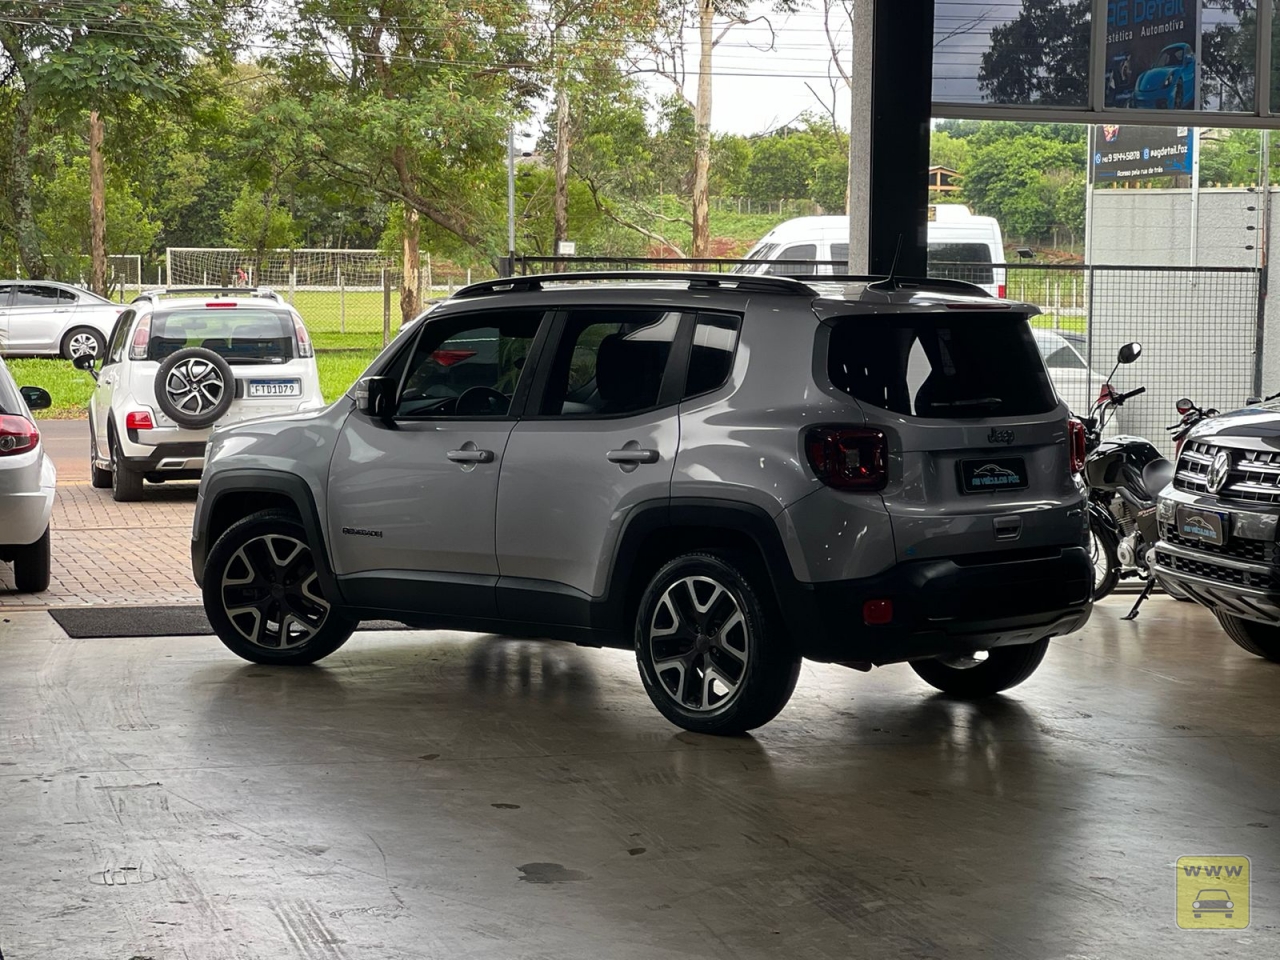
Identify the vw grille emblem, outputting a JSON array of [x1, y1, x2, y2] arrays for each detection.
[[1207, 450, 1232, 495]]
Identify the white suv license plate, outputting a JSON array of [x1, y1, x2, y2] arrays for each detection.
[[246, 379, 302, 399]]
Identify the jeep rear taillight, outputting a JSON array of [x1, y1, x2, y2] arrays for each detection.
[[805, 427, 888, 492], [1068, 419, 1087, 475], [129, 313, 152, 360], [292, 314, 314, 358], [0, 415, 39, 456]]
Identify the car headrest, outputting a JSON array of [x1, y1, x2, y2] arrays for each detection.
[[595, 334, 664, 412]]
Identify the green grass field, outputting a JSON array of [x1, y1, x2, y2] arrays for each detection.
[[7, 349, 381, 420]]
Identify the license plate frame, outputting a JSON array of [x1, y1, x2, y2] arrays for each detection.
[[245, 378, 302, 399], [958, 457, 1029, 494], [1176, 506, 1229, 546]]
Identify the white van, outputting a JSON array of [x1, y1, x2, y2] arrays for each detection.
[[736, 208, 1007, 297]]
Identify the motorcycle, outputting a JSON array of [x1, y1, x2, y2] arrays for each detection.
[[1168, 396, 1219, 460], [1078, 342, 1177, 620]]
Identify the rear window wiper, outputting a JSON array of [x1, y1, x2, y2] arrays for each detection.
[[223, 357, 286, 365]]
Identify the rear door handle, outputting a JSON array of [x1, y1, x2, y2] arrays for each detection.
[[447, 448, 494, 463], [607, 448, 659, 464]]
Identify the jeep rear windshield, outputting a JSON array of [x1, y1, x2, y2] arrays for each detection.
[[826, 313, 1057, 418], [149, 309, 294, 364]]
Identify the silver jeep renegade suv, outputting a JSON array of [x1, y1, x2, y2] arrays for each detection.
[[191, 272, 1092, 734]]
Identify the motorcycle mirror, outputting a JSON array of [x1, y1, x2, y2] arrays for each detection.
[[1117, 342, 1142, 364], [1176, 397, 1195, 415]]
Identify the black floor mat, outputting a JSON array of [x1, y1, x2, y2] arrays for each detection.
[[47, 606, 407, 639]]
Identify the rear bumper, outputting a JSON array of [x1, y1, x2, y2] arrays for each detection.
[[121, 440, 207, 474], [794, 546, 1093, 664]]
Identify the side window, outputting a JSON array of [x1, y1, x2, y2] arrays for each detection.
[[538, 308, 681, 418], [684, 313, 741, 398], [106, 311, 135, 365], [11, 284, 62, 307], [57, 288, 77, 304], [0, 284, 12, 308], [765, 243, 817, 277], [395, 310, 543, 418]]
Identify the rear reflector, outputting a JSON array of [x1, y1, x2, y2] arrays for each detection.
[[998, 284, 1007, 299], [0, 414, 39, 456], [126, 410, 155, 431], [805, 426, 888, 492], [863, 599, 893, 626]]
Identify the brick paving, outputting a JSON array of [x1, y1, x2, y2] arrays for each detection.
[[0, 481, 200, 609]]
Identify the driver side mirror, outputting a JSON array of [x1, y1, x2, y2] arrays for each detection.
[[19, 385, 51, 411], [1248, 397, 1263, 406], [354, 376, 397, 419], [1117, 342, 1142, 364], [72, 353, 99, 380]]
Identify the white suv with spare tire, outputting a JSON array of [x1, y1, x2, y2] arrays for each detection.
[[74, 287, 324, 501]]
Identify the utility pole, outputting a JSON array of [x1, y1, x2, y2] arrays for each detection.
[[505, 126, 517, 278]]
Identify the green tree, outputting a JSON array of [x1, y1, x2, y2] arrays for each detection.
[[977, 0, 1090, 106], [33, 151, 161, 280], [0, 0, 245, 283], [743, 135, 818, 199], [269, 0, 534, 320], [960, 134, 1081, 242]]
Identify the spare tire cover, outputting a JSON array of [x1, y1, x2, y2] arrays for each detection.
[[155, 347, 235, 429]]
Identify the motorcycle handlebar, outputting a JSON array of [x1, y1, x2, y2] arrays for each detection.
[[1113, 386, 1146, 404]]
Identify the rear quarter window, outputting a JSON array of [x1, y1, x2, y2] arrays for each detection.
[[826, 313, 1057, 419]]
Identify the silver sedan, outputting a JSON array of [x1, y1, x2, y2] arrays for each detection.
[[0, 280, 125, 359]]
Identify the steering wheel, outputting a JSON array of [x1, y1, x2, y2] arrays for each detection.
[[456, 385, 509, 417]]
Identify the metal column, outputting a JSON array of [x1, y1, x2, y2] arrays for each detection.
[[867, 0, 935, 277]]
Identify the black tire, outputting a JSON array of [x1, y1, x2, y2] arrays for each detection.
[[910, 638, 1050, 698], [89, 422, 111, 489], [203, 509, 356, 666], [1215, 613, 1280, 663], [155, 347, 234, 428], [13, 525, 51, 593], [1089, 517, 1121, 601], [60, 326, 105, 361], [635, 551, 801, 735], [110, 428, 144, 502]]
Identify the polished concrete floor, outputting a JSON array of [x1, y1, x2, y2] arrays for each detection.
[[1, 596, 1278, 959]]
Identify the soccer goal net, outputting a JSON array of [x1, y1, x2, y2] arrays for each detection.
[[166, 248, 399, 294]]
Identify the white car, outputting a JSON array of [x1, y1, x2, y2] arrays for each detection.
[[0, 280, 126, 359], [74, 287, 325, 501], [1033, 329, 1110, 417], [0, 357, 55, 592]]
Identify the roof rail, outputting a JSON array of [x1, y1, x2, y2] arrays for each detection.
[[132, 286, 283, 304], [451, 271, 816, 299]]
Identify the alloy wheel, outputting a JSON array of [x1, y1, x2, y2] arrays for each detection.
[[648, 575, 749, 712], [69, 332, 100, 357], [220, 534, 331, 650], [165, 357, 226, 418]]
